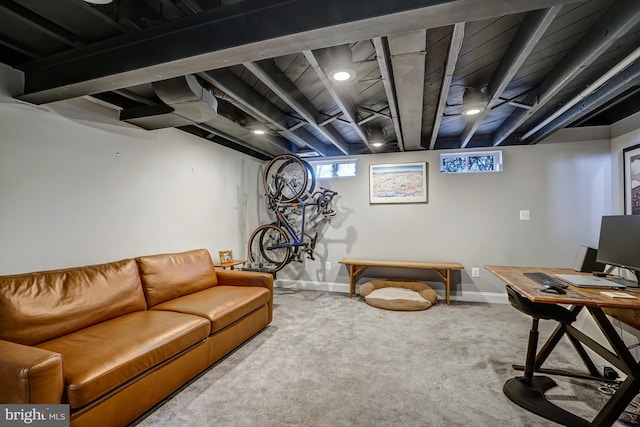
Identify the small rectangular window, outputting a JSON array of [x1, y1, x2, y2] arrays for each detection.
[[310, 159, 357, 178], [440, 150, 502, 174]]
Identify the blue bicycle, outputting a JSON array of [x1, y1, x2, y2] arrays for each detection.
[[248, 155, 336, 272]]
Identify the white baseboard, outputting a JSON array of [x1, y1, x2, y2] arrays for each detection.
[[274, 279, 508, 304]]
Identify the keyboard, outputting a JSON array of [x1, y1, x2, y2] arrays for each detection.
[[523, 272, 569, 289]]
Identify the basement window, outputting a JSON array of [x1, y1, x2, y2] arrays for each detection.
[[310, 159, 357, 179], [440, 150, 503, 174]]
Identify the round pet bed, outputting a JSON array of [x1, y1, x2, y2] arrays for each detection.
[[359, 280, 437, 311]]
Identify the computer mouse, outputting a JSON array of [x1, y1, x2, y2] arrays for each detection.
[[540, 284, 567, 294]]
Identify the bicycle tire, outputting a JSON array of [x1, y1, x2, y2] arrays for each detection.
[[263, 154, 309, 202], [275, 157, 316, 201], [247, 224, 291, 272], [300, 158, 316, 199]]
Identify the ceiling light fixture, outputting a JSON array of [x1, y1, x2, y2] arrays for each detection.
[[252, 129, 266, 135], [462, 86, 486, 116], [327, 45, 357, 83], [368, 128, 386, 148], [83, 0, 113, 4]]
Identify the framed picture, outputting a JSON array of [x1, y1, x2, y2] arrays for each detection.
[[219, 250, 234, 263], [624, 143, 640, 215], [369, 162, 428, 204]]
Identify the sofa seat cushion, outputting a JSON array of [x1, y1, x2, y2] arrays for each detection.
[[151, 286, 270, 333], [36, 310, 210, 410]]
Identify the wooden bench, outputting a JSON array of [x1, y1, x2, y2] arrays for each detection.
[[338, 259, 464, 305]]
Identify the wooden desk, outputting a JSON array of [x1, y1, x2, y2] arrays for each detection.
[[214, 260, 246, 270], [338, 259, 464, 305], [486, 265, 640, 426]]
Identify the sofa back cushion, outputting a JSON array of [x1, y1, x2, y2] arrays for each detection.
[[0, 259, 146, 345], [136, 249, 218, 307]]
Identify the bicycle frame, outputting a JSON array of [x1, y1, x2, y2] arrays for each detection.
[[272, 200, 310, 251]]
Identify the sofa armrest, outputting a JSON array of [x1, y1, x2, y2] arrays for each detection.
[[0, 340, 64, 404], [216, 270, 274, 323]]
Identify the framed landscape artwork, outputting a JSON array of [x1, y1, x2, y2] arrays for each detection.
[[369, 162, 428, 204], [624, 143, 640, 215]]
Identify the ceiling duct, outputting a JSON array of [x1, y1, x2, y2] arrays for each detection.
[[121, 75, 218, 129]]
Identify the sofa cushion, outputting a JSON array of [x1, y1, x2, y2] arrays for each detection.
[[0, 259, 146, 345], [151, 286, 270, 333], [36, 310, 210, 410], [137, 249, 218, 307]]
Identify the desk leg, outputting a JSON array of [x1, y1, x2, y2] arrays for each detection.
[[588, 307, 640, 426]]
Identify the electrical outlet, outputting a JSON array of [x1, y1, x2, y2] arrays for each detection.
[[325, 261, 332, 270], [472, 267, 480, 277], [519, 210, 530, 220]]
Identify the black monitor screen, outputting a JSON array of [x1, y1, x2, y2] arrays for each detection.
[[596, 215, 640, 275]]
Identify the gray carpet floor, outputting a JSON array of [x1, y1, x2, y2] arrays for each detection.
[[134, 289, 633, 426]]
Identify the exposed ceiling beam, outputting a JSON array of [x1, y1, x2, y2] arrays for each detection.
[[244, 60, 351, 155], [201, 112, 293, 156], [373, 37, 404, 151], [159, 0, 186, 17], [198, 69, 329, 156], [0, 1, 82, 48], [493, 0, 640, 146], [573, 86, 640, 127], [388, 30, 426, 151], [303, 49, 372, 153], [459, 7, 560, 148], [522, 45, 640, 141], [72, 0, 129, 33], [527, 59, 640, 144], [192, 122, 280, 159], [0, 34, 40, 59], [180, 0, 204, 14], [429, 22, 464, 150], [17, 0, 580, 104], [113, 89, 155, 105]]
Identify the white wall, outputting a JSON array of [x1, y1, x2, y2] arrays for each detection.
[[0, 66, 263, 274], [275, 139, 612, 301]]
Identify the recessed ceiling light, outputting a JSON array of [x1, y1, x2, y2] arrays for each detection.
[[330, 69, 356, 82], [462, 86, 486, 116], [372, 142, 384, 147], [326, 45, 357, 83], [252, 129, 266, 135]]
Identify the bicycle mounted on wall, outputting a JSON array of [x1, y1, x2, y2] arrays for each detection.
[[247, 154, 338, 273]]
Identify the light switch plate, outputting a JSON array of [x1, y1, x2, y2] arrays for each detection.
[[520, 210, 530, 220]]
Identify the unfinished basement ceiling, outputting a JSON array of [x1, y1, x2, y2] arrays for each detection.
[[2, 0, 640, 159]]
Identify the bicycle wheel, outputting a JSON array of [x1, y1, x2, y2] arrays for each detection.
[[247, 224, 291, 272], [274, 156, 316, 201], [263, 154, 309, 202]]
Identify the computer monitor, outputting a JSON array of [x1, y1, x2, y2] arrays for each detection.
[[596, 215, 640, 284]]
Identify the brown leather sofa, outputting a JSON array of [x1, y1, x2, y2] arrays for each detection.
[[0, 248, 273, 427]]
